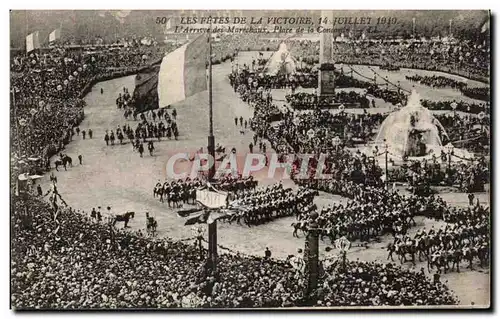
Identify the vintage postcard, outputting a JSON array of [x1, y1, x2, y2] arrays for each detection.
[[10, 9, 490, 309]]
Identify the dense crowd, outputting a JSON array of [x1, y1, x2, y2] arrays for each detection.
[[11, 44, 170, 167], [266, 110, 383, 153], [12, 195, 459, 308], [405, 74, 467, 90], [460, 86, 489, 101], [317, 260, 458, 306], [421, 99, 489, 115], [216, 35, 489, 82], [389, 156, 489, 192], [285, 91, 370, 110]]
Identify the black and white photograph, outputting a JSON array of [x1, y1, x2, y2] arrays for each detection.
[[9, 8, 491, 310]]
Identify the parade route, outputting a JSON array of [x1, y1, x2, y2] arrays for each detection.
[[40, 57, 489, 307]]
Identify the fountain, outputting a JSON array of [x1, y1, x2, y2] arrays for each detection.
[[264, 43, 297, 76], [374, 90, 448, 158]]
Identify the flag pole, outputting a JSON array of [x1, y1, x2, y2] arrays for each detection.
[[207, 21, 218, 272], [12, 89, 21, 157]]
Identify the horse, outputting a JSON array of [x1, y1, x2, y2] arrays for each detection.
[[113, 211, 135, 228], [392, 240, 416, 265], [166, 192, 182, 208], [154, 185, 164, 202], [145, 213, 158, 237], [448, 248, 463, 273], [476, 243, 489, 268], [428, 251, 449, 274], [415, 236, 431, 262], [291, 221, 308, 238], [188, 188, 197, 204], [60, 154, 72, 167], [54, 159, 66, 171]]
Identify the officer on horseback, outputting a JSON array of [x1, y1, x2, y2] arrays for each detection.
[[145, 212, 158, 236]]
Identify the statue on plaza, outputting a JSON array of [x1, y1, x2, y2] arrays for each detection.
[[374, 90, 448, 158]]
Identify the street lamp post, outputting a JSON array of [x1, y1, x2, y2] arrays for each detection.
[[450, 102, 457, 118], [305, 211, 320, 301], [192, 225, 206, 260], [207, 25, 218, 271], [335, 237, 351, 273], [384, 139, 388, 189], [478, 111, 486, 133], [11, 88, 21, 157], [445, 143, 454, 173]]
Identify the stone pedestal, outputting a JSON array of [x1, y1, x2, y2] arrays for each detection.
[[318, 63, 336, 96], [304, 220, 319, 300], [318, 10, 335, 96]]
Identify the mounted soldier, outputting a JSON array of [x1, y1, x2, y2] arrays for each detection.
[[145, 212, 158, 236]]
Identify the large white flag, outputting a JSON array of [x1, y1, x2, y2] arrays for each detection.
[[157, 34, 208, 108], [49, 29, 61, 43], [26, 31, 41, 53], [481, 18, 490, 33]]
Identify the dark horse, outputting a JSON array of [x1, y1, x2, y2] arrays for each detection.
[[54, 160, 66, 171], [113, 211, 135, 228], [55, 155, 73, 171], [60, 154, 73, 167]]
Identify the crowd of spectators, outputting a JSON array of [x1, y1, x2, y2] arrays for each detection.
[[215, 35, 489, 82], [317, 260, 457, 306], [11, 194, 459, 308], [272, 110, 383, 153], [460, 86, 489, 101], [389, 155, 489, 193], [11, 43, 170, 165], [285, 91, 369, 110], [378, 65, 401, 71], [421, 100, 489, 114], [405, 74, 467, 90]]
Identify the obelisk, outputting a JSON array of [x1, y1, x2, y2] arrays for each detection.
[[318, 10, 335, 96]]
